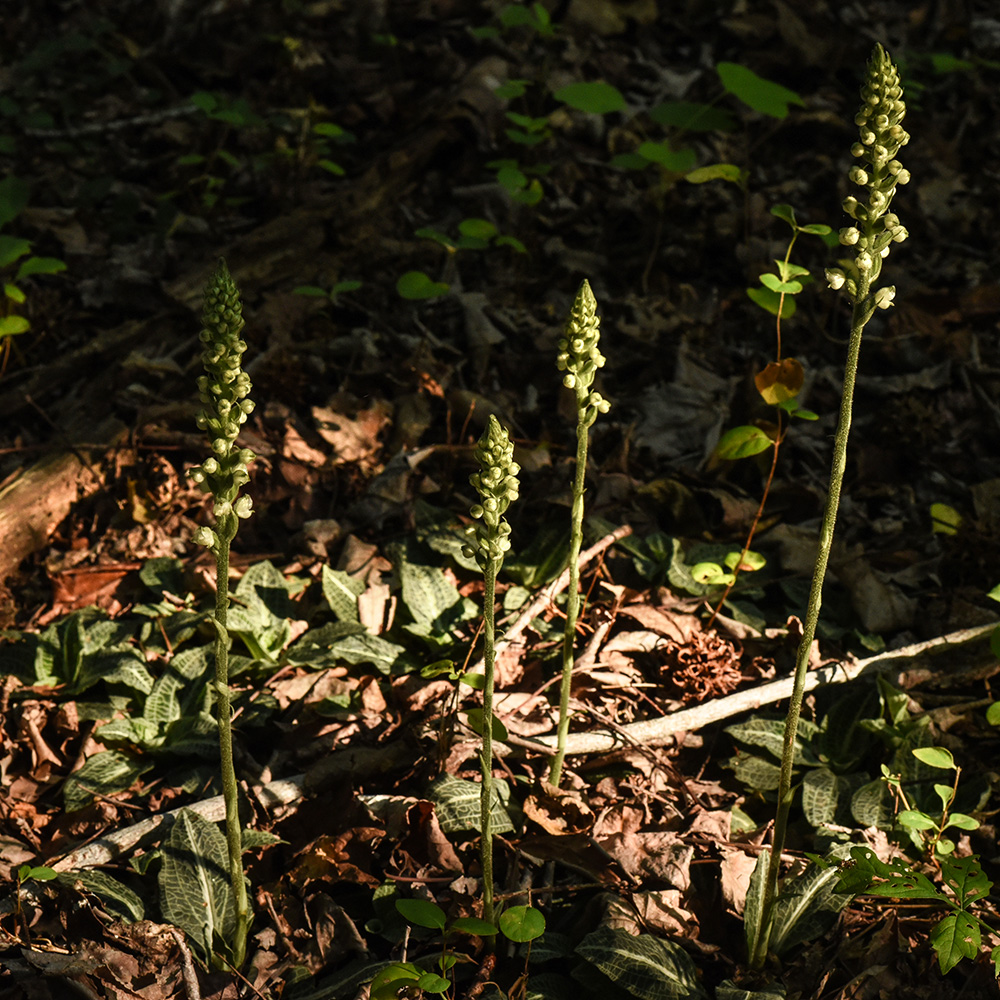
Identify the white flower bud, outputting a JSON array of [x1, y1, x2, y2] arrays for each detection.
[[234, 495, 253, 518], [826, 269, 846, 290], [839, 227, 860, 246], [849, 166, 869, 186], [192, 526, 217, 548]]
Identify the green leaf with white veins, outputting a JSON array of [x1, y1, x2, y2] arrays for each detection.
[[427, 774, 513, 834], [63, 750, 154, 812], [574, 926, 708, 1000], [321, 565, 363, 622], [769, 860, 853, 957], [159, 808, 238, 967]]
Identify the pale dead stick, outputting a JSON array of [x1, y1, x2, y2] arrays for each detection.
[[465, 523, 634, 676], [533, 621, 999, 756]]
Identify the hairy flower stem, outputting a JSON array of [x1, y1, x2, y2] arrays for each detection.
[[749, 275, 869, 969], [464, 415, 520, 927], [211, 516, 249, 969], [480, 556, 499, 926], [189, 259, 256, 969], [550, 280, 610, 786], [749, 43, 908, 970], [550, 411, 589, 786]]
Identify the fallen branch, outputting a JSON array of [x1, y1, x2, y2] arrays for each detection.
[[533, 622, 999, 756], [467, 523, 633, 675]]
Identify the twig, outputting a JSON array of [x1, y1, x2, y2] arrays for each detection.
[[169, 929, 202, 1000], [467, 523, 632, 676], [531, 622, 998, 756]]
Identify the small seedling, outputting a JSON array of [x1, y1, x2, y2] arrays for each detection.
[[881, 746, 978, 858], [292, 279, 363, 306]]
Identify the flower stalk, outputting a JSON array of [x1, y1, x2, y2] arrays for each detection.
[[550, 279, 610, 787], [748, 43, 910, 970], [189, 258, 256, 969], [464, 415, 520, 925]]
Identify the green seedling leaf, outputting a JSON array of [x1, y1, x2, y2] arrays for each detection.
[[649, 100, 736, 132], [18, 865, 57, 882], [458, 218, 498, 241], [293, 285, 328, 297], [800, 223, 832, 235], [755, 358, 804, 405], [717, 62, 805, 119], [371, 963, 422, 1000], [495, 80, 530, 100], [317, 159, 345, 176], [771, 204, 797, 227], [931, 502, 962, 535], [16, 256, 66, 279], [495, 234, 527, 253], [0, 176, 30, 227], [465, 708, 509, 741], [944, 813, 978, 832], [684, 163, 746, 186], [689, 562, 733, 586], [775, 261, 810, 281], [499, 905, 545, 942], [724, 549, 765, 572], [611, 152, 652, 170], [5, 282, 25, 303], [395, 898, 447, 930], [747, 285, 796, 319], [760, 272, 803, 295], [313, 122, 348, 138], [553, 81, 626, 114], [636, 141, 697, 172], [715, 425, 773, 460], [397, 270, 449, 299], [912, 746, 955, 770], [451, 916, 499, 936], [415, 227, 457, 250], [0, 315, 30, 336], [988, 701, 1000, 726], [898, 809, 936, 831], [0, 235, 32, 268], [331, 279, 362, 297]]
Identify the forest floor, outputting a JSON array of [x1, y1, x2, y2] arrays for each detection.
[[3, 1, 1000, 997]]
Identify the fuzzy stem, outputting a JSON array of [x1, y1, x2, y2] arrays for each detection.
[[212, 514, 249, 969], [749, 270, 870, 970], [550, 403, 590, 786], [480, 557, 499, 926]]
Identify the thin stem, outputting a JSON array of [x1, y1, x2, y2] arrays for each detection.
[[750, 274, 870, 970], [550, 406, 590, 786], [213, 514, 249, 969], [480, 557, 499, 926], [706, 434, 781, 631]]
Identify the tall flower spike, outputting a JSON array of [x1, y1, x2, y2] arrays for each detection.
[[827, 44, 909, 317], [557, 279, 610, 427], [464, 415, 520, 570], [189, 259, 256, 544]]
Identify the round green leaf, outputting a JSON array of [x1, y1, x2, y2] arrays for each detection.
[[986, 700, 1000, 727], [416, 972, 450, 994], [636, 141, 697, 172], [15, 256, 66, 279], [715, 425, 773, 460], [897, 810, 936, 831], [945, 812, 979, 831], [499, 905, 546, 942], [395, 898, 447, 930], [912, 746, 955, 770], [0, 315, 30, 336], [716, 62, 804, 119], [458, 218, 498, 240], [553, 81, 626, 114], [747, 285, 796, 319], [759, 272, 803, 295], [465, 708, 508, 741], [396, 270, 449, 300], [800, 223, 832, 235], [684, 163, 746, 186]]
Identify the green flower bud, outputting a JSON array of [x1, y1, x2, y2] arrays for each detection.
[[466, 415, 519, 570], [192, 526, 217, 548]]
